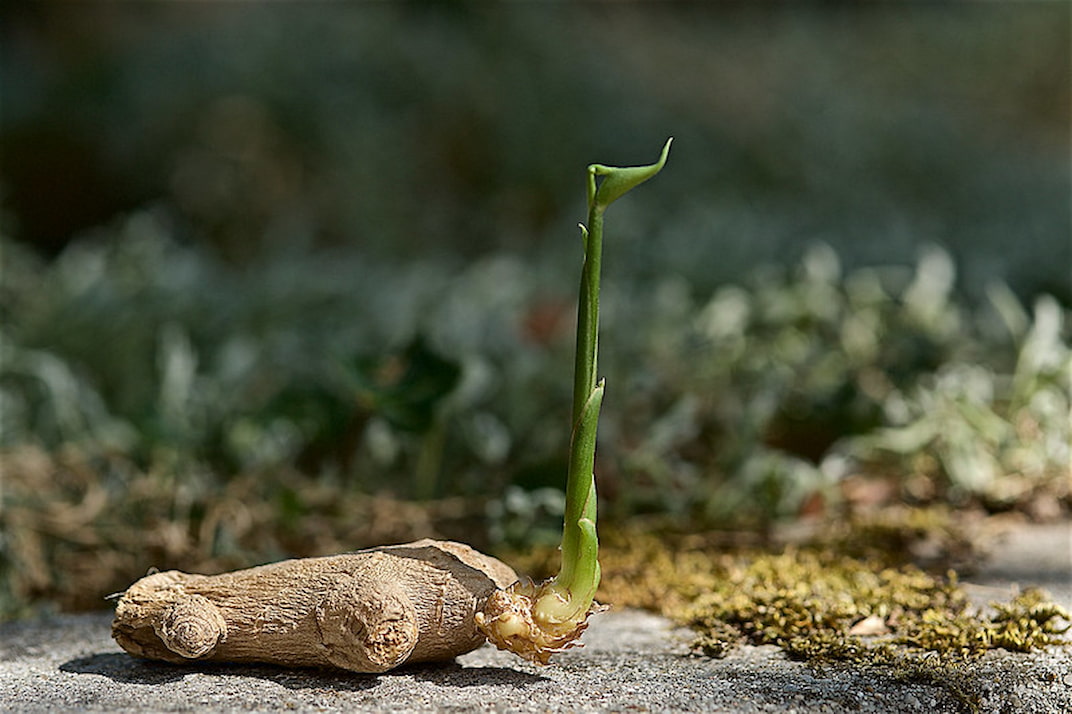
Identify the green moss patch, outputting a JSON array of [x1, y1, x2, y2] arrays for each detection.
[[514, 513, 1069, 712]]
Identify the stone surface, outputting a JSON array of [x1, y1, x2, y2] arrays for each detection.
[[1, 522, 1069, 713]]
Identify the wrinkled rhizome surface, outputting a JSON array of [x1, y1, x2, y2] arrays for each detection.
[[112, 540, 518, 673]]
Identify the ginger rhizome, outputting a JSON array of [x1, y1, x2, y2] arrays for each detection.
[[113, 540, 516, 673]]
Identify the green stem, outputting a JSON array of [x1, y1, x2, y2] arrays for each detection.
[[572, 211, 604, 425], [554, 138, 673, 610], [476, 139, 673, 663]]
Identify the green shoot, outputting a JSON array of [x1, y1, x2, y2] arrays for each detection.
[[477, 138, 672, 663]]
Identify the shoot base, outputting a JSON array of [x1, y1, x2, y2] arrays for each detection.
[[475, 579, 606, 665]]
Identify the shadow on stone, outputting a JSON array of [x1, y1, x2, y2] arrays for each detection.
[[60, 652, 547, 690], [403, 660, 549, 687], [60, 653, 188, 685], [59, 653, 380, 691]]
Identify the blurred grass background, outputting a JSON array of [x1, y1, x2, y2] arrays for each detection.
[[0, 3, 1069, 619]]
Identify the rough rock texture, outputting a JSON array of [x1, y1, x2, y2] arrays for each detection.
[[3, 609, 1071, 713], [112, 540, 518, 673], [1, 522, 1067, 713]]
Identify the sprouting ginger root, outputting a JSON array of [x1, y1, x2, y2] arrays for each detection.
[[112, 539, 518, 673], [476, 579, 605, 665]]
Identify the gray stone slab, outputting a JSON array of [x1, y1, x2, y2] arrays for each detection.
[[970, 522, 1071, 607], [1, 522, 1069, 713]]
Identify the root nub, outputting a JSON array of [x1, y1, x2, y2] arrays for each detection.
[[156, 595, 227, 659], [317, 578, 419, 673]]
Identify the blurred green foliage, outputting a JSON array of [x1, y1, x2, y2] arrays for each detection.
[[3, 216, 1068, 513]]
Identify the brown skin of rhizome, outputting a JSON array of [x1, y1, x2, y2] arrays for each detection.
[[111, 540, 518, 673]]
